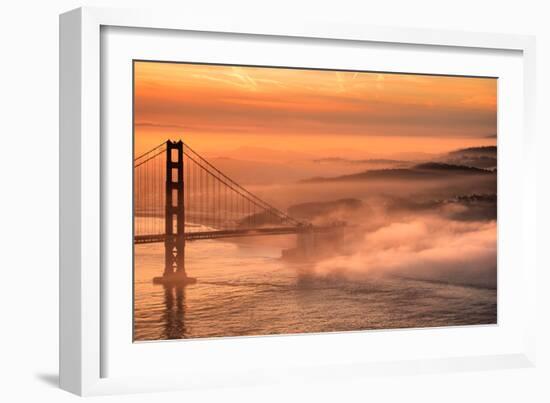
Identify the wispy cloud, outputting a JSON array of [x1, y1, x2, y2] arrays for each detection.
[[134, 62, 497, 142]]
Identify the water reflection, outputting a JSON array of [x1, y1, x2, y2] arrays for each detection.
[[162, 285, 187, 339]]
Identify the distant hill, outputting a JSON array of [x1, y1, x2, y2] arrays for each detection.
[[448, 146, 496, 156], [384, 193, 497, 221], [443, 146, 497, 169], [413, 162, 491, 173], [301, 162, 492, 183], [312, 157, 407, 165]]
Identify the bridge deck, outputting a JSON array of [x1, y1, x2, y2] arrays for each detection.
[[134, 225, 342, 244]]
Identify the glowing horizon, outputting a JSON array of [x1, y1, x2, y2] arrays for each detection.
[[134, 61, 497, 159]]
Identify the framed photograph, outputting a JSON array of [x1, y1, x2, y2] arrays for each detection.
[[60, 7, 537, 396]]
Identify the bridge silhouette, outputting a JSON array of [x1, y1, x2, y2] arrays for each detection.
[[134, 140, 345, 284]]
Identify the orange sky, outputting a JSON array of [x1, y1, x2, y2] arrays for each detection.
[[134, 61, 497, 158]]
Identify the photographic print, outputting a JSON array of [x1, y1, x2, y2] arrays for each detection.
[[133, 61, 497, 341]]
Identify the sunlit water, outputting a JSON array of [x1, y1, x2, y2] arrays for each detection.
[[134, 236, 497, 341]]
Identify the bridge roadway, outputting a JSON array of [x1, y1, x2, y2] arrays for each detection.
[[134, 225, 342, 244]]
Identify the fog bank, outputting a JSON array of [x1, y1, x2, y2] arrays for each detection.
[[311, 215, 497, 289]]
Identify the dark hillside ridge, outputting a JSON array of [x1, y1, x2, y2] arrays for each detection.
[[414, 162, 491, 173], [301, 162, 493, 183], [448, 146, 497, 155]]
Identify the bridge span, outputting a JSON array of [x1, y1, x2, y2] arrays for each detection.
[[135, 225, 344, 244], [134, 140, 346, 284]]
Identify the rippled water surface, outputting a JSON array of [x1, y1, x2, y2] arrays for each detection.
[[133, 236, 496, 341]]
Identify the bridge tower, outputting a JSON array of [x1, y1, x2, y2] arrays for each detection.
[[164, 140, 185, 277], [154, 140, 196, 285]]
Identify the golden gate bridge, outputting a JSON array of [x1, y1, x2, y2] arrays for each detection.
[[134, 140, 345, 285]]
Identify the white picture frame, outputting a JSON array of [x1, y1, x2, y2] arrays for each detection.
[[60, 6, 537, 396]]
